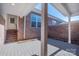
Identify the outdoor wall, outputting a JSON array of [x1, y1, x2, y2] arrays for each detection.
[[48, 21, 79, 45], [17, 14, 38, 40], [0, 15, 5, 45], [25, 12, 58, 39], [48, 23, 68, 41], [25, 13, 39, 39], [17, 16, 24, 40]]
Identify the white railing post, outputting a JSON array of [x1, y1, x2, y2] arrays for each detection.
[[68, 16, 71, 44], [24, 16, 26, 39]]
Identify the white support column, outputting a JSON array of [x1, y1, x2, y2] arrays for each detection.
[[3, 14, 7, 45], [17, 16, 19, 40], [68, 16, 71, 44], [24, 16, 26, 39], [41, 3, 48, 56]]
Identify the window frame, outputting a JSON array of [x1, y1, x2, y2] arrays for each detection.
[[31, 13, 41, 28], [10, 17, 15, 23]]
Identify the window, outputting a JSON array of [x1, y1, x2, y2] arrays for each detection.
[[31, 14, 41, 28], [10, 18, 15, 23], [31, 15, 36, 27]]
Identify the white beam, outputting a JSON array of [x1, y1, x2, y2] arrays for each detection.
[[68, 16, 71, 44], [24, 16, 26, 39], [41, 3, 48, 56], [3, 15, 7, 44]]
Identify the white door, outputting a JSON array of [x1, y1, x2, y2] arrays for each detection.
[[7, 14, 17, 30]]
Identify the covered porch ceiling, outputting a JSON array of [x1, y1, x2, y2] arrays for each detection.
[[1, 3, 79, 17], [52, 3, 79, 17], [0, 3, 36, 16]]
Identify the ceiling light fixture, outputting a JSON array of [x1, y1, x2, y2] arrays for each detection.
[[11, 3, 15, 6]]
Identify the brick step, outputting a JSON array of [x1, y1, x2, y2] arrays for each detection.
[[5, 30, 17, 43], [7, 33, 17, 34], [7, 38, 16, 39], [8, 36, 16, 38], [7, 35, 17, 37], [8, 37, 17, 38], [6, 38, 17, 42], [6, 39, 16, 40], [7, 34, 17, 36]]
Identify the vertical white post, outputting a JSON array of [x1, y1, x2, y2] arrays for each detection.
[[4, 15, 7, 44], [17, 16, 18, 33], [17, 16, 19, 40], [68, 16, 71, 44], [24, 16, 26, 39], [41, 3, 48, 56]]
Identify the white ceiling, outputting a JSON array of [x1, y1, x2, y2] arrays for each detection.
[[0, 3, 36, 16], [52, 3, 79, 17], [1, 3, 79, 17]]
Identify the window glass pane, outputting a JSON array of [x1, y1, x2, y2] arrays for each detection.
[[31, 16, 36, 21], [31, 14, 37, 27], [31, 21, 36, 27], [10, 18, 15, 23], [31, 13, 41, 28], [35, 15, 41, 22], [37, 22, 41, 27], [31, 14, 37, 21], [37, 16, 41, 22]]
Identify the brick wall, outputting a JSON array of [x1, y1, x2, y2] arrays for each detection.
[[48, 21, 79, 44], [25, 11, 79, 45], [25, 13, 40, 39], [25, 12, 57, 40], [17, 16, 24, 40]]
